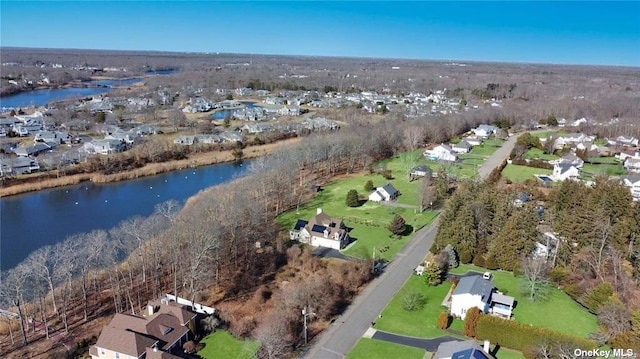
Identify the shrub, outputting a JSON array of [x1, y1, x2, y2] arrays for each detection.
[[583, 282, 614, 313], [346, 189, 360, 207], [484, 255, 499, 270], [364, 180, 374, 192], [437, 312, 451, 330], [463, 307, 481, 337], [388, 214, 406, 235], [476, 315, 596, 352], [472, 254, 486, 268], [549, 267, 568, 284]]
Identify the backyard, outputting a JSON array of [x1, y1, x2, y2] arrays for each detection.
[[197, 330, 258, 359], [449, 264, 598, 338], [580, 162, 627, 181], [277, 166, 438, 260], [523, 148, 559, 161], [501, 164, 552, 183]]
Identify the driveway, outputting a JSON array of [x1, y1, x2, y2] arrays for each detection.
[[313, 246, 350, 260], [371, 330, 460, 351]]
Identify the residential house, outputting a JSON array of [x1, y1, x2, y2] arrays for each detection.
[[368, 183, 399, 202], [409, 164, 431, 179], [616, 136, 639, 147], [451, 140, 472, 154], [13, 143, 53, 157], [277, 106, 302, 116], [433, 340, 495, 359], [34, 130, 72, 145], [554, 133, 596, 149], [289, 208, 350, 250], [624, 157, 640, 173], [471, 124, 499, 138], [81, 139, 126, 155], [621, 175, 640, 201], [218, 131, 243, 143], [449, 275, 515, 319], [173, 135, 197, 146], [89, 303, 196, 359], [194, 134, 221, 144], [464, 136, 483, 146], [552, 163, 580, 181], [616, 150, 640, 162], [424, 144, 457, 162], [0, 156, 40, 175], [555, 153, 584, 168], [242, 123, 273, 134]]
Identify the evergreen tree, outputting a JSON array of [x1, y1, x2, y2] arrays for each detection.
[[489, 207, 538, 271], [423, 263, 443, 286], [364, 180, 374, 192], [443, 244, 459, 268], [388, 214, 406, 235], [346, 189, 359, 207]]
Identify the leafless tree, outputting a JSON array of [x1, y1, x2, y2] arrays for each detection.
[[521, 255, 552, 302], [254, 312, 293, 359]]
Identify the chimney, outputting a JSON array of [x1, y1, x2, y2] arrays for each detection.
[[147, 304, 156, 316], [317, 208, 322, 215], [483, 340, 490, 354]]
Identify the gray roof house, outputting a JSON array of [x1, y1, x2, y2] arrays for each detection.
[[450, 275, 514, 319], [368, 183, 399, 202], [410, 164, 431, 178], [433, 340, 495, 359], [451, 140, 472, 154]]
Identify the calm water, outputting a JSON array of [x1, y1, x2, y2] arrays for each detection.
[[212, 101, 260, 119], [0, 161, 250, 271]]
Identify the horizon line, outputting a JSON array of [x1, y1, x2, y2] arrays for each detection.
[[2, 46, 639, 69]]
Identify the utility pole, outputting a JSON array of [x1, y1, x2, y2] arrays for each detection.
[[302, 306, 314, 344], [372, 246, 376, 273]]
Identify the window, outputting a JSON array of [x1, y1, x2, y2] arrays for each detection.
[[115, 354, 119, 359]]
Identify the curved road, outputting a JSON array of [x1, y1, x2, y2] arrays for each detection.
[[304, 134, 519, 359]]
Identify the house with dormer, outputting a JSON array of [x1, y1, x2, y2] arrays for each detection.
[[552, 162, 580, 181], [449, 275, 515, 319], [89, 303, 196, 359], [290, 208, 350, 250]]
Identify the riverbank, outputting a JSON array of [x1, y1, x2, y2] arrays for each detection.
[[0, 137, 301, 197]]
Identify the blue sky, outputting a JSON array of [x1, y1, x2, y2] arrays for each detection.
[[1, 1, 639, 66]]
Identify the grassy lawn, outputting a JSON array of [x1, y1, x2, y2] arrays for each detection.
[[375, 275, 459, 338], [449, 264, 598, 338], [494, 347, 527, 359], [581, 163, 627, 178], [501, 164, 552, 183], [277, 165, 438, 260], [586, 157, 620, 164], [347, 338, 427, 359], [198, 330, 258, 359], [523, 148, 559, 161], [468, 140, 504, 157]]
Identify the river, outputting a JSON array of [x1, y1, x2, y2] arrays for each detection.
[[0, 69, 177, 110], [0, 160, 251, 271]]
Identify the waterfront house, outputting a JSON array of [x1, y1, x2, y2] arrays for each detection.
[[173, 135, 197, 146], [89, 303, 196, 359], [289, 208, 350, 250], [81, 139, 126, 155]]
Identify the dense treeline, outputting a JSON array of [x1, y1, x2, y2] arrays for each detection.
[[433, 177, 640, 350]]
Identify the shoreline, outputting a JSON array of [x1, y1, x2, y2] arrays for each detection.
[[0, 137, 301, 198]]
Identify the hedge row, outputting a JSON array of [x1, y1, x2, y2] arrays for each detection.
[[476, 315, 596, 352]]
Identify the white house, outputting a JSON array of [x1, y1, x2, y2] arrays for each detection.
[[552, 163, 580, 181], [621, 175, 640, 201], [552, 153, 584, 168], [409, 164, 431, 178], [81, 139, 126, 155], [624, 157, 640, 173], [464, 136, 483, 146], [424, 144, 457, 162], [289, 208, 350, 250], [450, 275, 514, 319], [368, 183, 399, 202], [616, 136, 639, 147], [471, 124, 499, 138]]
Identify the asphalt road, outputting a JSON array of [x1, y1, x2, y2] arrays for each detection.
[[303, 134, 520, 359]]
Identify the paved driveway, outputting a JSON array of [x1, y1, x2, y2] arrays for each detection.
[[372, 331, 460, 351]]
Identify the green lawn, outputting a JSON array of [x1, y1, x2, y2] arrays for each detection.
[[347, 338, 427, 359], [494, 347, 527, 359], [449, 264, 598, 338], [375, 275, 460, 338], [501, 164, 552, 183], [581, 163, 627, 178], [198, 330, 258, 359], [523, 148, 559, 161], [586, 157, 620, 164], [468, 140, 504, 157], [277, 162, 438, 260]]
